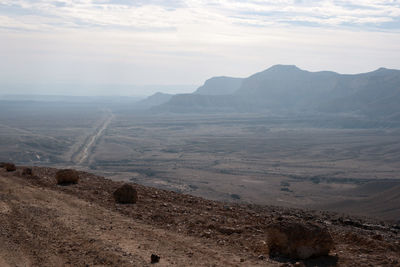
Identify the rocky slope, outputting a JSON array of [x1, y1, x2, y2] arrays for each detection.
[[0, 166, 399, 266]]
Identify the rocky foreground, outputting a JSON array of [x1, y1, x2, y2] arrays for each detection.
[[0, 165, 399, 266]]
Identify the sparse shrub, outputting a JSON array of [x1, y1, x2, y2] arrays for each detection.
[[189, 184, 198, 190], [230, 193, 241, 200], [55, 169, 79, 185], [113, 184, 138, 204], [280, 181, 290, 187], [280, 187, 292, 192], [139, 169, 156, 177], [310, 177, 321, 184]]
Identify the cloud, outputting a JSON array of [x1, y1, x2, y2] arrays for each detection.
[[104, 0, 185, 9], [211, 0, 400, 29], [0, 0, 399, 32], [0, 0, 400, 91]]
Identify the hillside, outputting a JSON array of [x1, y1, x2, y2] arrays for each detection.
[[194, 76, 243, 95], [1, 166, 400, 266], [133, 92, 174, 109], [154, 65, 400, 120], [235, 65, 339, 109]]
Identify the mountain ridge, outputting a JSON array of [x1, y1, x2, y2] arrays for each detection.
[[193, 76, 243, 95], [149, 65, 400, 120]]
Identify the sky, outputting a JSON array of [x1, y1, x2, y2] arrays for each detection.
[[1, 0, 400, 95]]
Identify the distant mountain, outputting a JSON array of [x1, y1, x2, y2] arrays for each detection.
[[319, 68, 400, 117], [194, 76, 243, 95], [153, 65, 400, 121], [134, 92, 173, 109]]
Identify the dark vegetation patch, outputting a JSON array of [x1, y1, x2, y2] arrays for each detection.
[[230, 194, 241, 200]]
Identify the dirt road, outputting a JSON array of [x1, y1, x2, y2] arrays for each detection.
[[72, 111, 113, 165]]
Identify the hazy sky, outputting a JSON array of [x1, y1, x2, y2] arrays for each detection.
[[1, 0, 400, 95]]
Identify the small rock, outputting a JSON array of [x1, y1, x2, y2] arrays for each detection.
[[201, 231, 212, 238], [151, 254, 160, 264], [258, 255, 265, 260]]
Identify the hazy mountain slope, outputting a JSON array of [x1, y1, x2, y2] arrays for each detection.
[[239, 66, 400, 115], [154, 65, 400, 119], [134, 92, 173, 109], [235, 65, 339, 109], [194, 76, 243, 95], [319, 68, 400, 117]]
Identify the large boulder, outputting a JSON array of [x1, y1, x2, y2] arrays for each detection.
[[267, 221, 334, 259], [4, 163, 16, 172], [55, 169, 79, 185], [113, 184, 138, 204]]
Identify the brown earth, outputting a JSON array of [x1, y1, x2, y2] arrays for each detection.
[[0, 166, 399, 267]]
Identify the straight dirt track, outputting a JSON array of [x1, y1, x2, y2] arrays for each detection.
[[72, 111, 113, 165]]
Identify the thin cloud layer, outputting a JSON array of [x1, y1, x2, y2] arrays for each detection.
[[0, 0, 399, 32]]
